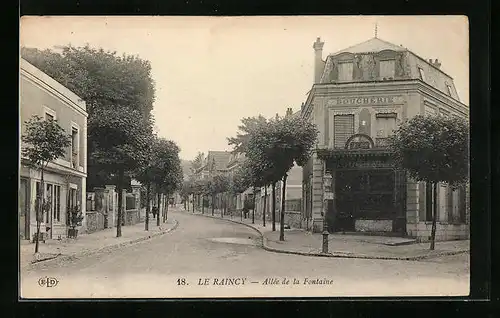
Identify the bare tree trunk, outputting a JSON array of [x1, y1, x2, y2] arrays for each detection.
[[34, 166, 46, 253], [430, 182, 438, 250], [156, 188, 161, 227], [252, 187, 256, 224], [164, 193, 169, 223], [263, 186, 267, 227], [219, 193, 224, 218], [192, 195, 194, 213], [272, 182, 276, 231], [279, 174, 287, 241], [202, 194, 205, 214], [116, 169, 124, 237], [211, 194, 215, 215], [145, 182, 150, 231]]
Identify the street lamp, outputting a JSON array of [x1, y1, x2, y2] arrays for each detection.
[[322, 172, 333, 254]]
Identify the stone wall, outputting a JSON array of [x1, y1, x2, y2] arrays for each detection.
[[85, 211, 105, 233], [407, 222, 469, 242], [284, 211, 302, 229], [124, 209, 140, 226], [355, 219, 393, 232]]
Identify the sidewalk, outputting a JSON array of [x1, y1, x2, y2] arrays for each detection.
[[185, 208, 469, 261], [20, 217, 178, 269]]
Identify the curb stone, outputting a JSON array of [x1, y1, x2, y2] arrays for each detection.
[[25, 220, 179, 269], [187, 211, 469, 261]]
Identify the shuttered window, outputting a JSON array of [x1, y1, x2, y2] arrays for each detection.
[[338, 62, 354, 81], [379, 60, 395, 79], [375, 113, 397, 138], [334, 114, 354, 148]]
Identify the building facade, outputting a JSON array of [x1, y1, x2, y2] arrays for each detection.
[[20, 58, 88, 241], [302, 37, 469, 242]]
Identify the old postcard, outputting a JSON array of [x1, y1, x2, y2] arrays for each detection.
[[19, 15, 470, 299]]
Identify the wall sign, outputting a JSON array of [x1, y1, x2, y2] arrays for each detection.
[[345, 133, 375, 150], [330, 96, 402, 106]]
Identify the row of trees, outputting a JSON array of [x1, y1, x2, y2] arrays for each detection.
[[178, 113, 318, 242], [22, 45, 183, 252]]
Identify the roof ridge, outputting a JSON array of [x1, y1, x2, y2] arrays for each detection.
[[330, 37, 406, 56]]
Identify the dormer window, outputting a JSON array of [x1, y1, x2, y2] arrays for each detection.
[[418, 67, 426, 82], [379, 60, 395, 79], [338, 61, 353, 81], [446, 84, 453, 96]]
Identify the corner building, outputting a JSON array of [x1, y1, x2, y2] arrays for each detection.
[[302, 37, 469, 242]]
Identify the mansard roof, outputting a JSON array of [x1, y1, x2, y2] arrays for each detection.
[[330, 37, 407, 56]]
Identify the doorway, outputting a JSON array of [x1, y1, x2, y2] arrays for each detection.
[[333, 169, 396, 232], [19, 178, 29, 240]]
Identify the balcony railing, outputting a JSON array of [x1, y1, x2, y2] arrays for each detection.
[[375, 138, 390, 148]]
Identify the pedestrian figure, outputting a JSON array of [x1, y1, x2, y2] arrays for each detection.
[[152, 206, 158, 219]]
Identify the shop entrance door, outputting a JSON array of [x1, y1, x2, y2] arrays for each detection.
[[334, 169, 395, 232]]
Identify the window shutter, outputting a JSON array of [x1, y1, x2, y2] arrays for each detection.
[[379, 60, 395, 79], [334, 115, 354, 148]]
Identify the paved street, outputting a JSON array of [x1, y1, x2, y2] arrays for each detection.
[[21, 208, 469, 298]]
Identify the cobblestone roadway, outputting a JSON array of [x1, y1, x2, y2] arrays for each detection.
[[21, 209, 469, 298]]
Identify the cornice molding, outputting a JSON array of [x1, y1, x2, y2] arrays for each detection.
[[21, 68, 88, 118], [303, 79, 467, 118]]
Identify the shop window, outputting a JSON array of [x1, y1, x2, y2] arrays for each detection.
[[334, 114, 354, 148], [46, 184, 53, 223], [369, 171, 394, 193], [338, 62, 354, 81], [379, 60, 395, 79]]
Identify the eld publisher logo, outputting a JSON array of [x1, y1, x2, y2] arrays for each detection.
[[38, 277, 59, 288]]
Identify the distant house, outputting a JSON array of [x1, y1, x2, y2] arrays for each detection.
[[193, 151, 231, 180], [19, 58, 88, 240]]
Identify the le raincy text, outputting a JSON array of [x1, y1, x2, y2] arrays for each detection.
[[197, 277, 334, 286]]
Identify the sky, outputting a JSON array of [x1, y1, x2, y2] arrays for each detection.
[[20, 16, 469, 161]]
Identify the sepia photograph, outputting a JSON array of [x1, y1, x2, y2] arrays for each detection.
[[19, 15, 470, 299]]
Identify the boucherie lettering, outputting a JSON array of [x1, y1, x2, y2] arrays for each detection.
[[333, 96, 398, 105]]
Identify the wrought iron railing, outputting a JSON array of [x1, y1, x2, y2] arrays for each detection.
[[375, 137, 390, 148]]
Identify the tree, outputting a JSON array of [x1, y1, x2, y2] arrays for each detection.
[[21, 46, 156, 189], [227, 115, 268, 154], [180, 180, 192, 210], [21, 115, 71, 253], [161, 159, 183, 223], [149, 138, 182, 226], [134, 134, 158, 231], [230, 165, 252, 220], [389, 115, 469, 250], [212, 174, 230, 218], [91, 106, 152, 237], [228, 115, 276, 225], [246, 114, 318, 241], [191, 152, 205, 174]]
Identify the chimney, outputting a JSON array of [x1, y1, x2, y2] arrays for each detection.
[[434, 59, 441, 69], [286, 107, 293, 117], [313, 37, 325, 84]]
